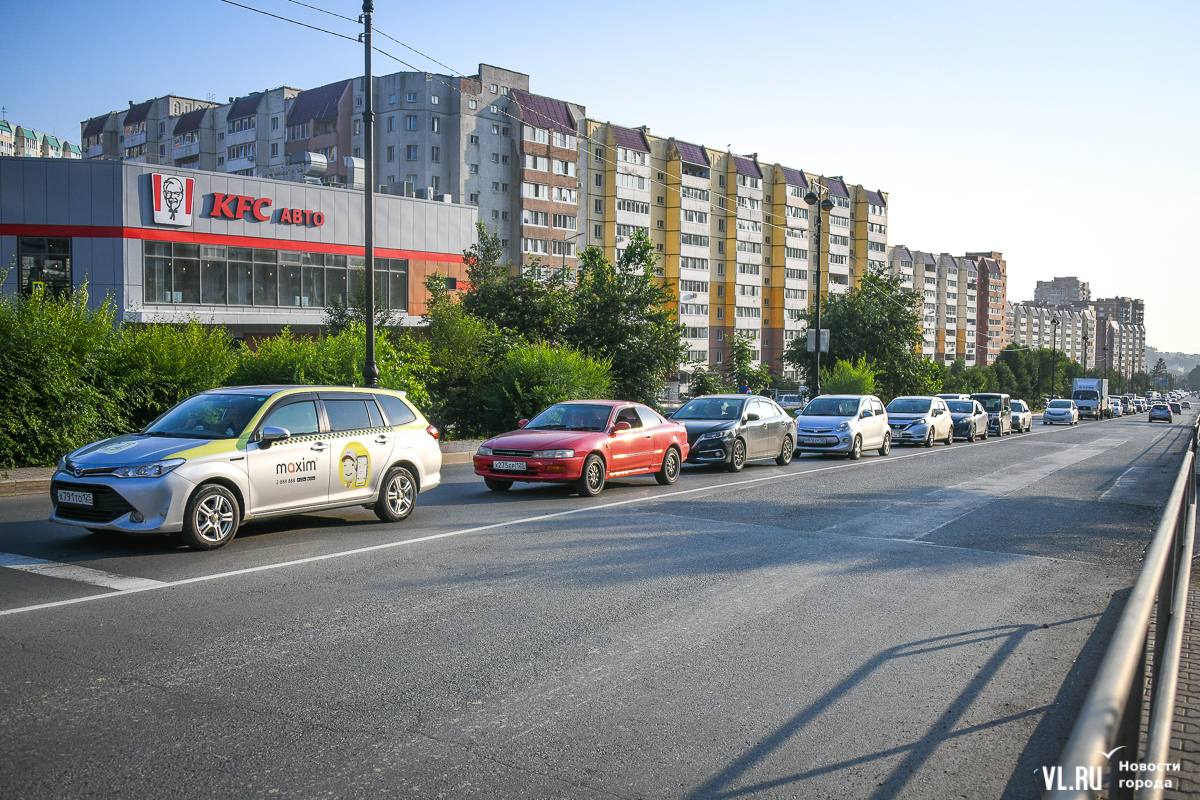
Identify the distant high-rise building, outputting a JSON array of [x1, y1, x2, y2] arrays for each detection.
[[965, 251, 1008, 365], [1034, 276, 1090, 306]]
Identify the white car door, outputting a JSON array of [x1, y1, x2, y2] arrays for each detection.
[[246, 397, 330, 515], [324, 395, 396, 506]]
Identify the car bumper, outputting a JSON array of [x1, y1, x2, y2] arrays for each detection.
[[49, 470, 195, 534], [686, 440, 734, 464], [889, 423, 930, 442], [473, 455, 586, 482], [796, 433, 856, 453]]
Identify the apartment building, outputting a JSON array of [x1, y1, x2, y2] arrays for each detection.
[[1090, 296, 1146, 375], [851, 186, 889, 278], [767, 165, 812, 380], [81, 95, 220, 164], [966, 251, 1008, 365], [934, 254, 960, 364], [1009, 302, 1095, 368], [815, 176, 853, 297], [888, 245, 916, 292], [956, 256, 978, 366], [1035, 276, 1090, 306]]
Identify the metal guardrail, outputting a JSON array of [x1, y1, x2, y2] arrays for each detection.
[[1047, 418, 1199, 799]]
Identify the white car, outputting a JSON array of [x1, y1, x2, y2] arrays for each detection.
[[51, 386, 442, 550], [795, 395, 891, 459], [885, 396, 955, 446], [1043, 399, 1079, 425]]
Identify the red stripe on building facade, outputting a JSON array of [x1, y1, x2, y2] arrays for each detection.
[[0, 224, 463, 264]]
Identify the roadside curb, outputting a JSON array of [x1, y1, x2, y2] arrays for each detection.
[[0, 479, 51, 498], [441, 453, 473, 466]]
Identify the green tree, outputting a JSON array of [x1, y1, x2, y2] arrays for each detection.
[[487, 342, 612, 431], [685, 367, 727, 398], [568, 231, 685, 405], [781, 270, 930, 399], [724, 331, 771, 393], [821, 357, 877, 396]]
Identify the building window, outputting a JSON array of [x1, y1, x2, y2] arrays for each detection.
[[469, 193, 479, 204], [469, 163, 479, 174], [354, 119, 362, 135], [469, 134, 479, 145], [406, 145, 418, 160], [552, 214, 577, 230], [595, 173, 603, 187], [18, 237, 71, 296], [386, 117, 394, 132], [431, 95, 440, 105], [353, 147, 361, 158], [594, 199, 603, 214], [431, 146, 440, 162], [468, 99, 477, 110], [594, 224, 602, 238], [386, 146, 395, 162], [491, 210, 500, 220], [490, 84, 498, 93], [522, 238, 549, 254], [492, 124, 500, 135], [522, 210, 549, 226], [431, 117, 440, 133], [388, 94, 396, 105], [406, 92, 417, 103], [406, 115, 418, 131], [502, 127, 510, 136], [270, 143, 278, 157]]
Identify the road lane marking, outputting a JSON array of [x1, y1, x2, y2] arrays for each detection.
[[0, 419, 1155, 618], [0, 552, 164, 591]]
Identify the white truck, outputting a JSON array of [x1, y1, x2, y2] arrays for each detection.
[[1072, 378, 1110, 419]]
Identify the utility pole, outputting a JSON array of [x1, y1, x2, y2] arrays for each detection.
[[361, 1, 379, 386], [804, 187, 834, 397]]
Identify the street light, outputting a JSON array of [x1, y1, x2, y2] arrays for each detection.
[[803, 188, 835, 396], [360, 0, 379, 387], [561, 229, 585, 280], [1050, 317, 1059, 399]]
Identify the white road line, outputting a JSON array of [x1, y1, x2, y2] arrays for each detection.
[[0, 419, 1132, 618], [0, 552, 164, 591]]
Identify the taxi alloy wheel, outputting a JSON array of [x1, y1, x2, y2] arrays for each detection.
[[375, 466, 416, 522], [777, 435, 795, 465], [577, 454, 606, 497], [182, 484, 239, 551], [656, 447, 682, 485], [726, 439, 747, 472]]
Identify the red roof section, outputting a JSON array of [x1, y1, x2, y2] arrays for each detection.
[[612, 125, 650, 152], [510, 89, 576, 136]]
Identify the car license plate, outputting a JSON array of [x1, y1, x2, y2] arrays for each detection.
[[57, 489, 93, 506], [801, 437, 825, 445], [492, 460, 526, 471]]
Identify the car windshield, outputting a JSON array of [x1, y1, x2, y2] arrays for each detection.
[[144, 393, 270, 439], [674, 398, 745, 420], [1012, 402, 1026, 411], [524, 403, 612, 431], [947, 401, 974, 413], [974, 396, 1004, 412], [802, 397, 861, 417], [1048, 400, 1073, 408], [1072, 390, 1098, 400], [886, 398, 932, 414]]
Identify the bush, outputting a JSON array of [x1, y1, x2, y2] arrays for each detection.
[[821, 357, 877, 397], [0, 286, 125, 467], [686, 368, 727, 398], [488, 342, 611, 431], [231, 324, 432, 409], [114, 320, 238, 430]]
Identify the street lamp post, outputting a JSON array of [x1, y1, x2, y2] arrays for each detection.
[[561, 230, 585, 279], [803, 188, 834, 396], [360, 1, 378, 387], [1050, 317, 1059, 399]]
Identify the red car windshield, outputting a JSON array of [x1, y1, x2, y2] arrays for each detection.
[[525, 404, 613, 431]]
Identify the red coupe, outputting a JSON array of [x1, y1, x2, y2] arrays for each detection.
[[473, 401, 690, 496]]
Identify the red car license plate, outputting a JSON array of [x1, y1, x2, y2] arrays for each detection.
[[492, 460, 526, 471]]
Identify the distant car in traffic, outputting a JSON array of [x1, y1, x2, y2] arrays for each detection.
[[1010, 399, 1033, 433], [1149, 403, 1172, 423], [971, 393, 1014, 436], [474, 401, 689, 496], [671, 394, 797, 471], [886, 396, 955, 447], [1169, 402, 1183, 415], [935, 393, 971, 402], [947, 399, 989, 442], [795, 395, 891, 459], [1043, 399, 1079, 425], [1184, 401, 1192, 409]]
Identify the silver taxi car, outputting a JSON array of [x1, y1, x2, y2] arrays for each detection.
[[50, 386, 442, 550]]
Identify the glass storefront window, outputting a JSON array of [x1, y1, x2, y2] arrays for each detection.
[[138, 243, 410, 312], [19, 237, 72, 296]]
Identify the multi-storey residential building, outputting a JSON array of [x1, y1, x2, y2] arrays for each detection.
[[935, 254, 961, 364], [957, 256, 978, 365], [216, 88, 300, 176], [815, 176, 853, 297], [888, 245, 916, 292], [14, 126, 41, 157], [1092, 296, 1145, 328], [80, 96, 220, 165], [966, 251, 1008, 364], [851, 186, 889, 279], [0, 122, 13, 157], [1035, 276, 1090, 306], [1091, 296, 1146, 375], [283, 80, 353, 186], [1009, 301, 1096, 369], [5, 121, 81, 160], [766, 165, 811, 379]]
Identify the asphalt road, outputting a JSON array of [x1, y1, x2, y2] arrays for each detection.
[[0, 409, 1195, 799]]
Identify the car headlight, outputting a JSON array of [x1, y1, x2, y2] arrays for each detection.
[[533, 449, 575, 458], [477, 445, 494, 456], [112, 458, 185, 479], [58, 456, 68, 473], [835, 421, 850, 432], [699, 429, 734, 440]]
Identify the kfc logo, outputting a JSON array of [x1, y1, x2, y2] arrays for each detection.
[[152, 173, 195, 227]]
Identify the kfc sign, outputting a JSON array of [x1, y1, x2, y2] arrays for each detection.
[[152, 173, 195, 227], [207, 192, 324, 227]]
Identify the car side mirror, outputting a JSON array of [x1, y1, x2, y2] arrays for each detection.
[[933, 409, 942, 417], [745, 413, 760, 422], [861, 410, 873, 418], [259, 426, 290, 447], [611, 421, 631, 434], [517, 419, 529, 428]]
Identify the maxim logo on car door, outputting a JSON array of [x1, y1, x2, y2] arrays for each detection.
[[276, 458, 318, 483], [151, 173, 195, 227]]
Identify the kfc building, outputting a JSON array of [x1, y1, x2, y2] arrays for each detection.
[[0, 157, 477, 336]]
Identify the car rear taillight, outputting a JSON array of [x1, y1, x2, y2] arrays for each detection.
[[427, 425, 439, 440]]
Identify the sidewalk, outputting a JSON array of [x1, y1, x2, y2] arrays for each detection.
[[0, 439, 486, 498], [1165, 557, 1200, 799]]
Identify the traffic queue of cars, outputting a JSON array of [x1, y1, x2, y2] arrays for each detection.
[[48, 384, 1193, 551]]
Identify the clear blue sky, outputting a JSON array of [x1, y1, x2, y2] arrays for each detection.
[[4, 0, 1196, 352]]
